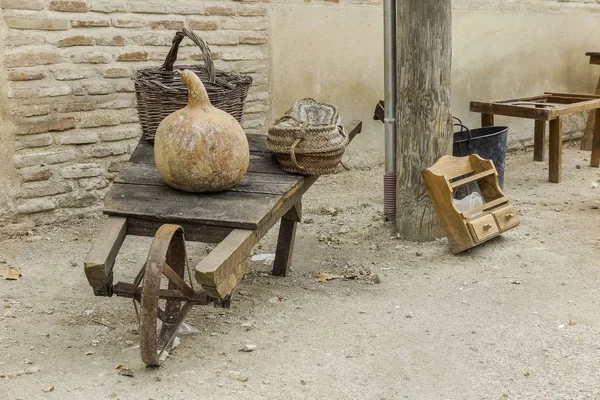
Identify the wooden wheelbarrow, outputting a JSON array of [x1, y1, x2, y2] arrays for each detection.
[[83, 120, 362, 366]]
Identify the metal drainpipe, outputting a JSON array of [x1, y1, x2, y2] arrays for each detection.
[[383, 0, 397, 223]]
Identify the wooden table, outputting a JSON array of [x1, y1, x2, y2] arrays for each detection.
[[83, 120, 362, 365], [580, 52, 600, 150], [470, 92, 600, 183]]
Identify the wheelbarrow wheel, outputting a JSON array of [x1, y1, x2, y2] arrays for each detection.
[[138, 224, 193, 367]]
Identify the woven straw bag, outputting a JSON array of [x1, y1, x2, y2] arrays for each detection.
[[134, 29, 252, 142], [267, 99, 349, 175]]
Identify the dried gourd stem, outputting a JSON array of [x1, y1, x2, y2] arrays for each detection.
[[176, 69, 211, 109]]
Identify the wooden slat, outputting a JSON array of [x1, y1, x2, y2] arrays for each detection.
[[114, 162, 302, 195], [470, 101, 551, 120], [247, 153, 288, 174], [545, 91, 600, 99], [494, 95, 548, 104], [506, 102, 558, 107], [547, 99, 600, 118], [195, 229, 255, 299], [545, 92, 600, 100], [103, 183, 280, 230], [130, 134, 274, 164], [462, 197, 509, 218], [450, 169, 495, 189], [84, 217, 127, 289], [125, 217, 232, 243]]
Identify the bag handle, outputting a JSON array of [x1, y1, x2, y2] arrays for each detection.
[[161, 28, 216, 83]]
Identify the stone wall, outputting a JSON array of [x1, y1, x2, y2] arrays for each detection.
[[0, 0, 270, 234], [0, 0, 599, 234]]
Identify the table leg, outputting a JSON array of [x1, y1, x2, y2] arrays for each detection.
[[534, 120, 546, 162], [481, 113, 494, 128], [580, 76, 600, 151], [590, 108, 600, 167], [272, 201, 302, 277], [549, 117, 563, 183]]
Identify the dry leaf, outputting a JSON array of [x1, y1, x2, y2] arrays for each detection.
[[315, 273, 343, 283], [0, 267, 21, 280], [42, 386, 54, 393]]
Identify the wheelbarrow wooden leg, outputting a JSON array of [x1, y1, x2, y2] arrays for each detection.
[[84, 217, 127, 296], [195, 229, 254, 299], [273, 201, 302, 277]]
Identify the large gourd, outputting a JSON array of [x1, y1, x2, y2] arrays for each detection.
[[154, 69, 249, 192]]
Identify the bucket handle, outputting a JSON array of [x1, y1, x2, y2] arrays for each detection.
[[453, 116, 473, 150], [454, 124, 473, 149]]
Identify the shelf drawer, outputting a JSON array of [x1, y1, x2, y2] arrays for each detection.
[[492, 205, 520, 231], [468, 214, 499, 243]]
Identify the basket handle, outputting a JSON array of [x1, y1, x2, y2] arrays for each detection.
[[337, 116, 348, 140], [289, 138, 307, 174], [162, 28, 216, 83]]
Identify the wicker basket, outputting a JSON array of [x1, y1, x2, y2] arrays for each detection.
[[267, 99, 349, 175], [134, 28, 252, 142]]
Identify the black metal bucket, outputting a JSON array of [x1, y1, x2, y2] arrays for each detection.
[[452, 120, 508, 189]]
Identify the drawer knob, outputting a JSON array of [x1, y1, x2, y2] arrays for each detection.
[[505, 213, 514, 220], [483, 223, 493, 231]]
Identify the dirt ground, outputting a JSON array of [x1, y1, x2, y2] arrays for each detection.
[[2, 142, 600, 400]]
